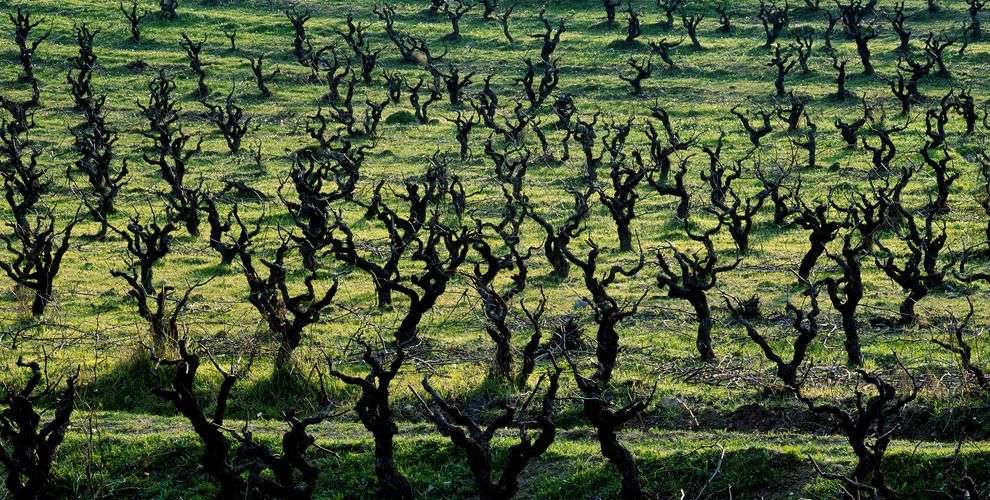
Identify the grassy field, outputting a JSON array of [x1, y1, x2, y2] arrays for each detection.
[[0, 0, 989, 497]]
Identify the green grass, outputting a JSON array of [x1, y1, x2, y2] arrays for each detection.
[[46, 413, 990, 498], [0, 0, 989, 496]]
